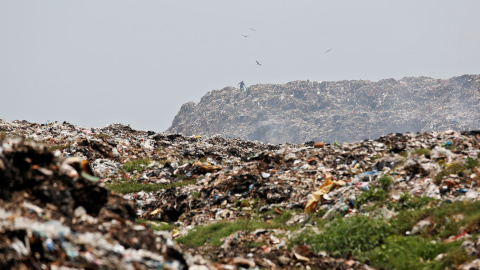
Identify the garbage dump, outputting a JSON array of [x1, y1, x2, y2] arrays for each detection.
[[0, 138, 212, 269], [167, 75, 480, 144], [3, 119, 480, 269], [1, 120, 374, 269]]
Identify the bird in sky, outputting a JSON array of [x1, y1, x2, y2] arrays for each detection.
[[241, 34, 249, 37], [256, 60, 262, 66], [325, 48, 333, 53], [248, 27, 257, 32]]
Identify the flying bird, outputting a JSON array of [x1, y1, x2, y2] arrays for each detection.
[[256, 60, 262, 66], [241, 34, 249, 37], [325, 48, 333, 53], [248, 27, 257, 32]]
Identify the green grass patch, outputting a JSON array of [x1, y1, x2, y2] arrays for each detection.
[[106, 179, 196, 194], [177, 220, 250, 247], [92, 133, 111, 140], [442, 245, 473, 267], [414, 148, 431, 158], [178, 210, 299, 247], [389, 193, 436, 212], [49, 144, 70, 151], [244, 241, 265, 249], [434, 161, 468, 185], [291, 215, 393, 260], [136, 219, 175, 231], [378, 174, 393, 191], [267, 210, 297, 229], [356, 188, 389, 209], [291, 200, 480, 269], [427, 201, 480, 239], [466, 157, 478, 170], [389, 208, 430, 235], [120, 158, 151, 174], [0, 131, 23, 140], [389, 200, 480, 239], [445, 144, 455, 150], [368, 235, 461, 270], [190, 191, 200, 199]]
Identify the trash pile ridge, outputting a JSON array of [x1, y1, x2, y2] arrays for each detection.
[[167, 74, 480, 144], [3, 119, 480, 269]]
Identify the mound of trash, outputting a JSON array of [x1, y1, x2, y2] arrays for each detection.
[[0, 138, 213, 269], [167, 74, 480, 144], [1, 121, 372, 269], [3, 119, 480, 269]]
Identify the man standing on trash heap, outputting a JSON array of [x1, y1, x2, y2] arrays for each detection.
[[238, 80, 246, 91], [304, 173, 346, 213]]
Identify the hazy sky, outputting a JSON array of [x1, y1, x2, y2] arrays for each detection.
[[2, 1, 480, 132]]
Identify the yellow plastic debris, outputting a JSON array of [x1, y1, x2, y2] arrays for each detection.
[[293, 252, 310, 262], [172, 229, 181, 238], [304, 174, 345, 213], [194, 162, 221, 174], [150, 208, 161, 216]]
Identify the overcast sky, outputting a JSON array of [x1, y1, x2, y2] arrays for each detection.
[[1, 1, 480, 132]]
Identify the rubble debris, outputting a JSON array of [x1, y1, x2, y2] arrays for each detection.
[[3, 119, 480, 268]]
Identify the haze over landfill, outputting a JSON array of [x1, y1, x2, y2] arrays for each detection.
[[2, 1, 480, 133]]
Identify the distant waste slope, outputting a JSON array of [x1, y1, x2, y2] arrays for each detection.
[[167, 75, 480, 144]]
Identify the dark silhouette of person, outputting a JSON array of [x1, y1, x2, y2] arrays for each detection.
[[238, 81, 246, 91]]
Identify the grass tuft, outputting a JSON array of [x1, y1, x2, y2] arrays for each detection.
[[291, 215, 393, 260], [291, 200, 480, 269], [466, 157, 478, 170], [356, 188, 389, 209], [434, 161, 467, 185], [414, 148, 431, 158], [136, 219, 175, 231], [368, 235, 460, 270], [378, 174, 393, 191], [120, 158, 151, 174], [177, 221, 244, 247], [106, 179, 196, 194], [178, 210, 299, 247]]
